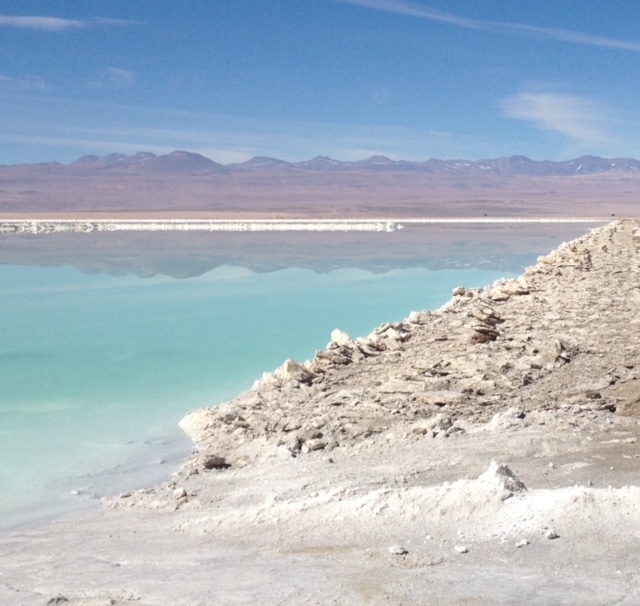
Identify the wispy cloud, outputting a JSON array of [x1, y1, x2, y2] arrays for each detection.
[[0, 15, 84, 31], [501, 23, 640, 52], [337, 0, 640, 52], [0, 73, 51, 92], [501, 92, 613, 146], [0, 14, 140, 31], [339, 0, 484, 29], [87, 67, 136, 90]]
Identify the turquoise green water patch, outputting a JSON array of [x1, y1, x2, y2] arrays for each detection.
[[0, 262, 512, 530]]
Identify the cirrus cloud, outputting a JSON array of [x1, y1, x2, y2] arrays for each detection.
[[336, 0, 640, 53], [0, 14, 141, 31], [501, 92, 613, 146], [0, 73, 52, 92], [88, 67, 137, 90], [104, 67, 136, 88], [0, 15, 84, 31]]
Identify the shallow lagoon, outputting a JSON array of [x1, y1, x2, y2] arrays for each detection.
[[0, 223, 599, 530]]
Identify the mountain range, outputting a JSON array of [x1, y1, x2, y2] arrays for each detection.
[[2, 150, 640, 218], [4, 150, 640, 177]]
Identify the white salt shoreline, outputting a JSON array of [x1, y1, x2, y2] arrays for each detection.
[[0, 216, 612, 235], [0, 219, 400, 233]]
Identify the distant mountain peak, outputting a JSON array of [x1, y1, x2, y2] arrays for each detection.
[[71, 154, 101, 165], [359, 155, 396, 164], [230, 156, 292, 169], [291, 156, 347, 170], [65, 150, 226, 176], [132, 151, 157, 160]]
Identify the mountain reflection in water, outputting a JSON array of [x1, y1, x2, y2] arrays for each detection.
[[0, 223, 601, 278]]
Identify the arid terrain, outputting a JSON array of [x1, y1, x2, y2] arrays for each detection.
[[1, 151, 640, 218], [2, 220, 640, 605]]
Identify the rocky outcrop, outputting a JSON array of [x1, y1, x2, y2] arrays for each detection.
[[178, 220, 640, 470]]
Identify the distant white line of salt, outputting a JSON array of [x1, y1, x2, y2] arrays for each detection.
[[0, 220, 400, 233], [0, 217, 615, 235]]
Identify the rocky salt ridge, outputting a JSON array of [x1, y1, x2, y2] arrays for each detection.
[[168, 219, 640, 472], [6, 220, 640, 605]]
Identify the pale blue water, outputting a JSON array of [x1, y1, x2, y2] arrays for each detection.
[[0, 258, 517, 530]]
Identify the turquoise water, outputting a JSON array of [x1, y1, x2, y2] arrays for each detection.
[[1, 248, 519, 530]]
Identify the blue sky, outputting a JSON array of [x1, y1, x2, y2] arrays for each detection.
[[2, 0, 640, 164]]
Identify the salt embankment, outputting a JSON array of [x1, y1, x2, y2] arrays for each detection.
[[176, 219, 640, 467], [0, 216, 613, 235], [0, 219, 400, 233], [2, 219, 640, 605]]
